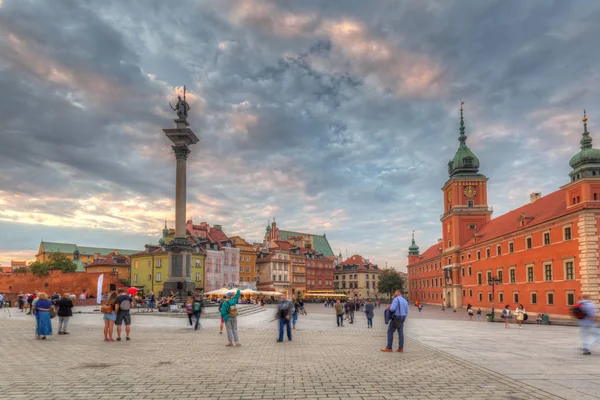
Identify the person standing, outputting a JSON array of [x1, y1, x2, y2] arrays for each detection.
[[18, 292, 25, 312], [115, 289, 132, 341], [514, 304, 525, 329], [476, 308, 482, 321], [578, 294, 598, 355], [502, 304, 511, 328], [57, 293, 73, 335], [185, 296, 194, 328], [334, 300, 344, 327], [192, 294, 203, 330], [220, 289, 241, 347], [102, 292, 117, 342], [365, 299, 374, 328], [26, 292, 36, 315], [381, 289, 409, 353], [0, 292, 4, 309], [276, 295, 295, 342], [35, 293, 54, 340], [467, 304, 474, 321]]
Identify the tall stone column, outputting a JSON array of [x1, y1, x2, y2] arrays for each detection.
[[162, 118, 199, 298]]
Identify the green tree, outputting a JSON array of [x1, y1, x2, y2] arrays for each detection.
[[13, 266, 28, 273], [47, 253, 78, 273], [378, 268, 405, 300], [29, 261, 50, 277], [119, 278, 131, 287]]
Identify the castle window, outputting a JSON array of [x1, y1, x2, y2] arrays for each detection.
[[467, 200, 474, 208], [564, 226, 572, 240], [448, 240, 452, 248], [567, 291, 575, 306], [509, 242, 514, 253], [531, 292, 537, 304], [478, 292, 483, 301], [496, 245, 501, 256], [543, 232, 550, 246], [513, 292, 519, 303], [486, 248, 490, 258], [468, 266, 472, 276], [544, 264, 553, 281], [477, 251, 481, 260], [565, 261, 574, 280], [526, 237, 532, 249], [577, 196, 581, 203], [477, 271, 482, 285]]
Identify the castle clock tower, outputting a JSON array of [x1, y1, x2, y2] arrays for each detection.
[[440, 102, 492, 309]]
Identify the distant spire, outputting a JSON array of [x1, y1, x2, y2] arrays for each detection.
[[164, 219, 167, 229], [458, 100, 466, 145], [581, 109, 592, 149], [411, 230, 415, 245]]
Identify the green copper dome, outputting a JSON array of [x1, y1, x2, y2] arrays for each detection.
[[159, 220, 168, 244], [448, 103, 480, 177], [569, 111, 600, 181], [408, 231, 419, 256]]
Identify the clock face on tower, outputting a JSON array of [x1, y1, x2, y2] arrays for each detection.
[[464, 186, 477, 198]]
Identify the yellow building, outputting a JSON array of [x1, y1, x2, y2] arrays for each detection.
[[129, 245, 205, 296], [230, 236, 257, 288], [334, 255, 382, 299]]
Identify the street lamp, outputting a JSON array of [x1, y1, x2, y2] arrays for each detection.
[[487, 276, 501, 321]]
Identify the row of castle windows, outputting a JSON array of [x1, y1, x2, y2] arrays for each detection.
[[410, 225, 572, 275], [413, 289, 573, 307]]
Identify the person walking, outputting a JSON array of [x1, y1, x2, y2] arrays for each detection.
[[467, 304, 474, 321], [476, 308, 482, 321], [57, 293, 73, 335], [292, 300, 300, 329], [514, 304, 525, 329], [276, 295, 295, 342], [0, 292, 4, 309], [115, 289, 132, 341], [365, 299, 374, 328], [35, 293, 54, 340], [502, 304, 512, 328], [220, 289, 241, 347], [148, 291, 156, 311], [334, 300, 344, 327], [102, 292, 118, 342], [185, 296, 194, 328], [347, 301, 356, 324], [577, 294, 598, 355], [26, 292, 36, 315], [192, 294, 203, 330], [381, 289, 409, 353], [18, 292, 25, 312]]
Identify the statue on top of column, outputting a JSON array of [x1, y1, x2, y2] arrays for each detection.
[[169, 85, 191, 120]]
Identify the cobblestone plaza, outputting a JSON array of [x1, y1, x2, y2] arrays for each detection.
[[0, 304, 597, 400]]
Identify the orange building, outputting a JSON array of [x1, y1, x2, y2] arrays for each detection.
[[230, 236, 258, 288], [272, 240, 307, 296], [85, 251, 131, 281], [407, 108, 600, 317]]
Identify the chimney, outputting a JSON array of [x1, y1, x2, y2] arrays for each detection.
[[214, 224, 223, 230], [530, 192, 542, 203], [437, 238, 442, 243]]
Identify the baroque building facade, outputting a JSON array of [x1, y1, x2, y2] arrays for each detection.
[[407, 109, 600, 317]]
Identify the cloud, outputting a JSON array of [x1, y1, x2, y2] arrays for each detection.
[[1, 0, 600, 271]]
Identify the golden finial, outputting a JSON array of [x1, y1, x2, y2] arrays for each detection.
[[460, 100, 464, 111], [583, 109, 588, 122]]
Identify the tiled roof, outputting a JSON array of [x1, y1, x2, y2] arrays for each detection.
[[279, 230, 334, 257], [86, 253, 130, 267], [462, 189, 568, 248], [410, 243, 443, 265], [337, 254, 379, 271]]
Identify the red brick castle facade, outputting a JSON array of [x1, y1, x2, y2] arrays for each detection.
[[407, 108, 600, 317]]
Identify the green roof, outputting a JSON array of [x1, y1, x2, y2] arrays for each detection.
[[41, 242, 140, 256], [279, 231, 334, 257]]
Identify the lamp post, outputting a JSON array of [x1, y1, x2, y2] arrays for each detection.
[[488, 276, 501, 321]]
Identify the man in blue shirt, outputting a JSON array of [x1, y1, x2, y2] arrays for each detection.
[[382, 289, 409, 353], [579, 294, 598, 355]]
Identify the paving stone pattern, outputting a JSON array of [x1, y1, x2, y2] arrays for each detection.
[[0, 310, 561, 400]]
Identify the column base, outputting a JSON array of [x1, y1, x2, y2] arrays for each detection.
[[162, 280, 196, 301]]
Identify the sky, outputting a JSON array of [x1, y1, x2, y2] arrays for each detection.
[[1, 0, 600, 270]]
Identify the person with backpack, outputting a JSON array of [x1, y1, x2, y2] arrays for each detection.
[[220, 289, 241, 347], [276, 295, 295, 342], [575, 294, 598, 355], [381, 289, 409, 353], [115, 288, 132, 341], [192, 294, 203, 330], [334, 300, 344, 327]]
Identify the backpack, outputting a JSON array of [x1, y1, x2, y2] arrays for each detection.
[[572, 302, 587, 320], [192, 300, 202, 313], [228, 303, 238, 318], [119, 298, 131, 311]]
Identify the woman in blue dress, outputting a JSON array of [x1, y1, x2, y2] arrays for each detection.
[[35, 292, 54, 340]]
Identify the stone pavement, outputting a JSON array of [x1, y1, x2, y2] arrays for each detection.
[[0, 304, 580, 400]]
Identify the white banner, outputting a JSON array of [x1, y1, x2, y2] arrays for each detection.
[[96, 274, 104, 304]]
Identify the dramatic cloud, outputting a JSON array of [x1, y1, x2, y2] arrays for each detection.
[[1, 0, 600, 268]]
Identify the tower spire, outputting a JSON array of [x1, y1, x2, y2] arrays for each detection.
[[458, 100, 466, 145], [581, 109, 592, 149]]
